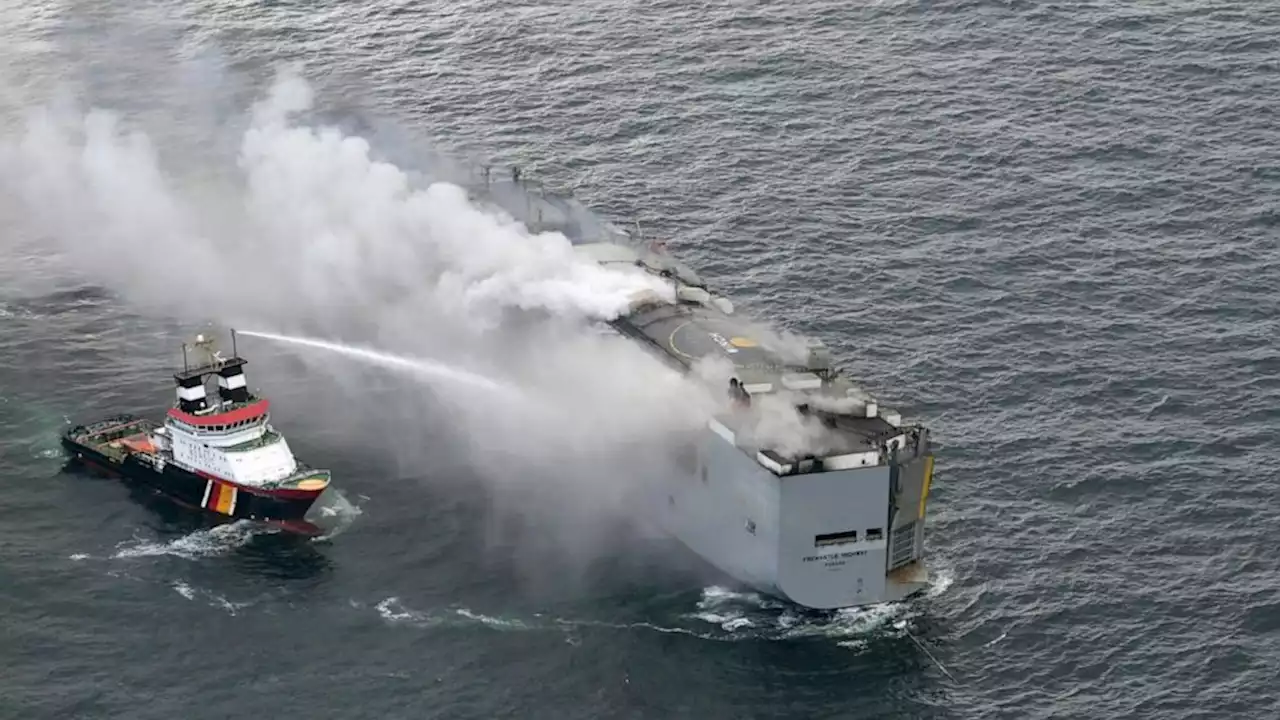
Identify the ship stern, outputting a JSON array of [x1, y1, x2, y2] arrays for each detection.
[[774, 453, 935, 610]]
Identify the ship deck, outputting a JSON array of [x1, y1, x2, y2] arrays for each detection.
[[469, 168, 924, 461], [615, 303, 904, 451], [614, 302, 787, 372], [65, 415, 161, 463]]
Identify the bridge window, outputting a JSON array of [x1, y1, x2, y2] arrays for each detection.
[[815, 530, 857, 547], [866, 528, 883, 541]]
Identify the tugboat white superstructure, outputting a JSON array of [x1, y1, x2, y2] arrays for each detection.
[[63, 330, 335, 535], [476, 167, 937, 610]]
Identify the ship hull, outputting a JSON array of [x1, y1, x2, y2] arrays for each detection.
[[62, 428, 326, 536], [651, 425, 935, 610]]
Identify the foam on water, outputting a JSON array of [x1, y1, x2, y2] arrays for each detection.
[[364, 575, 958, 650], [169, 580, 252, 615], [172, 580, 196, 600], [111, 520, 274, 560], [685, 585, 917, 645]]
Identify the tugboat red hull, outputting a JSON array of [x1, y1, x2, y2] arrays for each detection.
[[62, 416, 328, 536]]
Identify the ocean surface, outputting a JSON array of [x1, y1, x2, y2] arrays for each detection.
[[3, 1, 1280, 718]]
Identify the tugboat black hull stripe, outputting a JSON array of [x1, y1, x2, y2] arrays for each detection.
[[62, 438, 322, 525]]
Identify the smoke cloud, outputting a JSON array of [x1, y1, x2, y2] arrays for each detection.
[[2, 67, 673, 332], [0, 62, 713, 580], [0, 57, 836, 592]]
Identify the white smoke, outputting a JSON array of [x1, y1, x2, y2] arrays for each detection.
[[740, 393, 845, 458], [0, 63, 713, 582], [0, 59, 837, 590], [2, 68, 672, 330], [802, 392, 872, 416]]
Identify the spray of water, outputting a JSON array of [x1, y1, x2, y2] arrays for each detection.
[[236, 329, 508, 395]]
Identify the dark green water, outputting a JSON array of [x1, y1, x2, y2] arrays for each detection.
[[2, 1, 1279, 718]]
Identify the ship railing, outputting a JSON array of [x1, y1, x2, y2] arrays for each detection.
[[69, 414, 146, 439], [259, 464, 329, 490], [710, 409, 931, 476], [88, 414, 140, 429], [461, 163, 642, 247]]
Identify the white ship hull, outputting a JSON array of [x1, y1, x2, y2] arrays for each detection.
[[650, 423, 935, 610]]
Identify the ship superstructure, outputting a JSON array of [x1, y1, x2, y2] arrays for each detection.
[[63, 331, 334, 534], [468, 167, 937, 609], [583, 241, 934, 609]]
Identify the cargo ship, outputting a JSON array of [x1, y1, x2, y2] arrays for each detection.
[[62, 330, 335, 535], [473, 166, 937, 610]]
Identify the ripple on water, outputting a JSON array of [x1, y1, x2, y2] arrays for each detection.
[[3, 0, 1280, 717]]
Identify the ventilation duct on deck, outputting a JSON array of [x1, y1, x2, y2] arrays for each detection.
[[805, 338, 832, 377], [676, 285, 711, 305]]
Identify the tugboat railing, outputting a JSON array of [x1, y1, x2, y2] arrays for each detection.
[[67, 414, 145, 439]]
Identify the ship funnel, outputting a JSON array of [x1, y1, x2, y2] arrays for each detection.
[[217, 331, 250, 404], [217, 361, 250, 404], [175, 371, 208, 413]]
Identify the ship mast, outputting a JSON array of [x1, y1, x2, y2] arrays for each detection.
[[172, 331, 252, 414], [174, 335, 211, 414]]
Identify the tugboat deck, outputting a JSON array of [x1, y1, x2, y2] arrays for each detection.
[[66, 415, 160, 463]]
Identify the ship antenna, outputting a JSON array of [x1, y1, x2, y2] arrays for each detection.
[[231, 328, 238, 359], [182, 342, 189, 373]]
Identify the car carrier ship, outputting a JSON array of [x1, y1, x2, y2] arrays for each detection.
[[62, 331, 337, 535], [472, 167, 937, 610]]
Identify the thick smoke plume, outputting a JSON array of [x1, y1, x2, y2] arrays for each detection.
[[0, 60, 834, 591], [0, 64, 715, 580], [2, 68, 673, 331]]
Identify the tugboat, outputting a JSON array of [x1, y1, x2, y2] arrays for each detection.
[[62, 330, 334, 535]]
